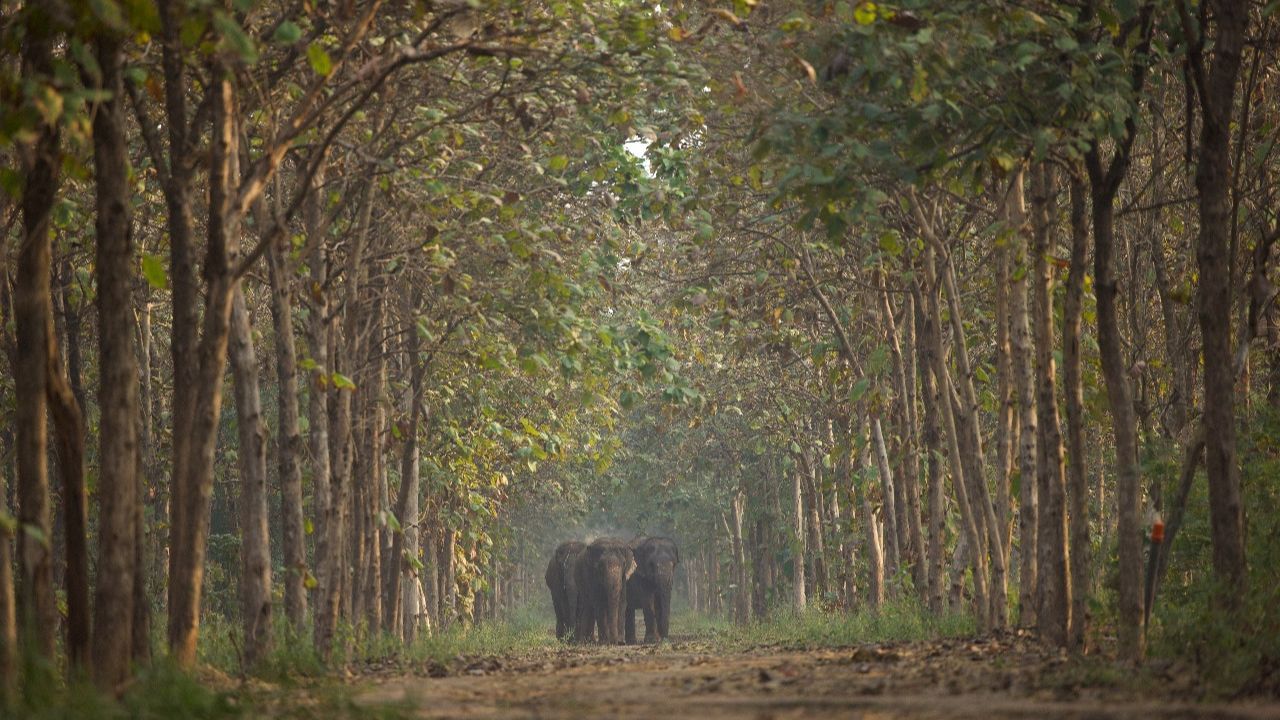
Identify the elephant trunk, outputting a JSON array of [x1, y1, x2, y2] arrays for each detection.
[[655, 564, 675, 639], [604, 565, 625, 643]]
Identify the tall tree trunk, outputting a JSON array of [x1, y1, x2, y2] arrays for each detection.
[[935, 243, 1008, 629], [887, 282, 927, 597], [1008, 170, 1039, 625], [1187, 0, 1249, 607], [55, 254, 90, 674], [857, 449, 885, 611], [168, 71, 240, 667], [1086, 152, 1145, 660], [306, 161, 336, 654], [0, 285, 18, 703], [920, 250, 990, 631], [913, 286, 946, 615], [158, 0, 202, 666], [266, 213, 308, 631], [995, 219, 1017, 566], [729, 492, 749, 623], [1064, 172, 1092, 650], [871, 417, 900, 578], [792, 465, 807, 611], [1030, 165, 1071, 647], [0, 461, 13, 704], [424, 522, 440, 631], [89, 28, 139, 689], [15, 10, 62, 665], [364, 298, 386, 631], [803, 452, 827, 600], [394, 312, 424, 640], [396, 351, 422, 635], [230, 289, 272, 668]]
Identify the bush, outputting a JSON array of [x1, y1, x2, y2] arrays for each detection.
[[1147, 407, 1280, 696]]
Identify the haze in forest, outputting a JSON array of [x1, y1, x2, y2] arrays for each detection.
[[0, 0, 1277, 716]]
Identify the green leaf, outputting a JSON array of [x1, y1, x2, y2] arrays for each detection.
[[141, 253, 169, 290], [854, 1, 878, 25], [406, 552, 425, 573], [383, 511, 402, 533], [307, 42, 333, 77], [304, 518, 314, 535], [273, 20, 303, 45], [849, 377, 871, 403], [331, 372, 356, 390], [547, 155, 569, 173], [212, 11, 258, 64], [22, 523, 49, 548]]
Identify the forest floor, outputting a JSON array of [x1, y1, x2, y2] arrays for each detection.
[[350, 632, 1280, 719]]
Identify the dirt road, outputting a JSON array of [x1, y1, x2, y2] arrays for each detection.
[[357, 635, 1279, 719]]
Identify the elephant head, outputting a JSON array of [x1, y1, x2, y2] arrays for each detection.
[[574, 538, 635, 644], [547, 540, 585, 640], [635, 536, 679, 592], [631, 536, 679, 641]]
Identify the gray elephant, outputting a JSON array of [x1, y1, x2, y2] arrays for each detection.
[[625, 536, 679, 644], [545, 540, 586, 640], [573, 538, 636, 644]]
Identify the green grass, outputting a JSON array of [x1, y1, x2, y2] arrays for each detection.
[[679, 599, 975, 650]]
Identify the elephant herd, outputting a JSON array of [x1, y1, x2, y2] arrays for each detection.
[[544, 535, 679, 644]]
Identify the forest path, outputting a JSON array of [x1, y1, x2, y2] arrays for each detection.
[[355, 633, 1278, 719]]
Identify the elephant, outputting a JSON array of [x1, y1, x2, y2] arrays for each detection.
[[545, 540, 586, 640], [625, 536, 679, 644], [573, 538, 636, 644]]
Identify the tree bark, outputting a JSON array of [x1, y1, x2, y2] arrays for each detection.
[[857, 449, 885, 611], [89, 28, 140, 689], [1029, 165, 1071, 647], [265, 201, 308, 631], [895, 285, 928, 597], [792, 465, 807, 611], [871, 417, 900, 579], [1064, 171, 1092, 650], [15, 9, 62, 664], [167, 71, 241, 667], [54, 254, 90, 674], [157, 0, 202, 665], [995, 216, 1017, 568], [230, 288, 272, 668], [913, 286, 946, 615], [395, 314, 424, 640], [920, 250, 990, 631], [729, 492, 749, 623], [1188, 0, 1249, 607], [1000, 169, 1039, 630], [1085, 151, 1145, 660]]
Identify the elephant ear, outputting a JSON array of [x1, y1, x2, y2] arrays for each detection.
[[633, 542, 652, 565]]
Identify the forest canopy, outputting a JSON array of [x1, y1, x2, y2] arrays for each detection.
[[0, 0, 1278, 709]]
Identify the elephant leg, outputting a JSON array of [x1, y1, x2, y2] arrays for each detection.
[[567, 589, 578, 641], [552, 590, 565, 639], [575, 597, 593, 644], [642, 601, 657, 643], [625, 605, 637, 644], [596, 603, 609, 644], [656, 593, 670, 640]]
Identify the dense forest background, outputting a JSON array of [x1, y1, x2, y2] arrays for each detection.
[[0, 0, 1278, 707]]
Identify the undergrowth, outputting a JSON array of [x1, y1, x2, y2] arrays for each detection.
[[680, 598, 975, 650]]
